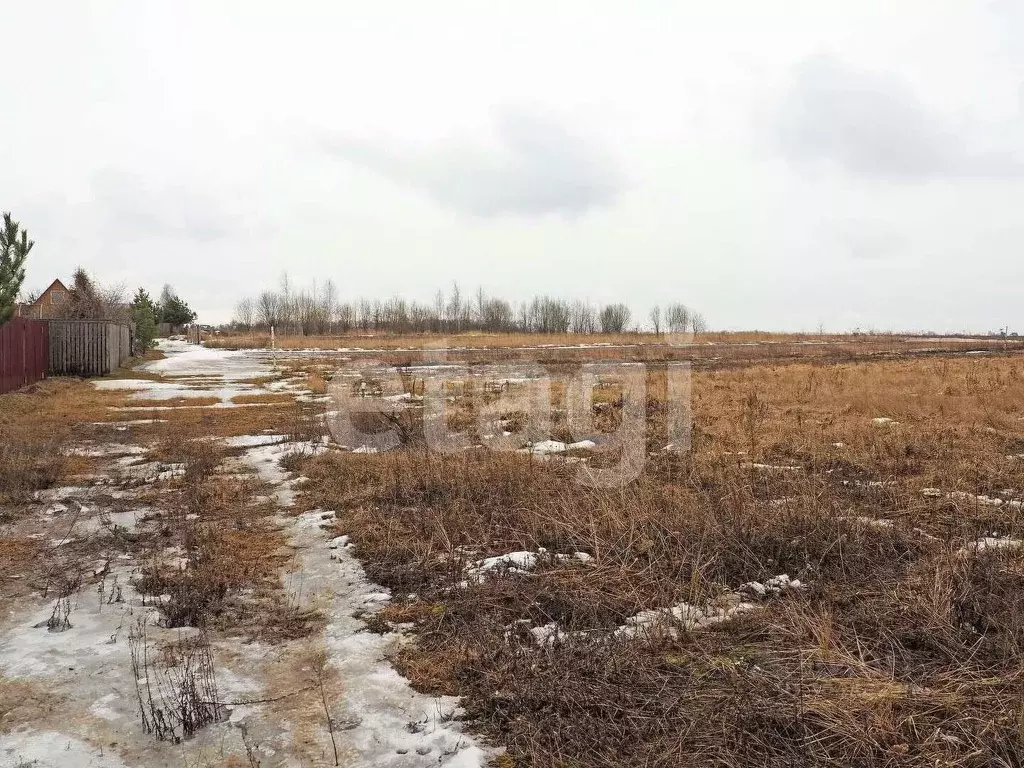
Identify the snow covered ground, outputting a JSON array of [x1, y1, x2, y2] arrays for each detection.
[[0, 339, 489, 768]]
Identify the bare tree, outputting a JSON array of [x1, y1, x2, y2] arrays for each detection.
[[649, 305, 662, 335], [322, 279, 338, 333], [570, 300, 596, 334], [599, 303, 631, 333], [666, 303, 691, 334], [433, 289, 445, 332], [257, 290, 280, 329], [448, 281, 462, 333], [233, 297, 254, 330]]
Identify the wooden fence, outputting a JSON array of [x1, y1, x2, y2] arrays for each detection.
[[0, 317, 49, 394], [48, 320, 132, 377]]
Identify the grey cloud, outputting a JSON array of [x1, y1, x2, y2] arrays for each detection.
[[321, 108, 626, 217], [91, 169, 232, 242], [823, 218, 907, 261], [775, 54, 1024, 179]]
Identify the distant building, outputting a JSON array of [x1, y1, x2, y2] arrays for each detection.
[[15, 279, 71, 319]]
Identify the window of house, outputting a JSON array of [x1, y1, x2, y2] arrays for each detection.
[[50, 290, 65, 304]]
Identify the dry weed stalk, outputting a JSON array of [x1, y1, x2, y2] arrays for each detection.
[[310, 650, 340, 767], [129, 619, 223, 743]]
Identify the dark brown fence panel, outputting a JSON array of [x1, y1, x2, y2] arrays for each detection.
[[48, 320, 132, 377], [0, 318, 49, 394]]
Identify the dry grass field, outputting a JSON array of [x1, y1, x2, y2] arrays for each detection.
[[207, 330, 1008, 352], [2, 338, 1024, 766], [293, 348, 1024, 766]]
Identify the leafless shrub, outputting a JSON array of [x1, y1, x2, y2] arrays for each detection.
[[129, 619, 223, 743], [56, 267, 130, 322], [43, 595, 73, 632]]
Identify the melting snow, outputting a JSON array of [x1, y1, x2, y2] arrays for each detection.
[[520, 574, 803, 646], [617, 598, 759, 639], [1, 340, 489, 768], [925, 488, 1024, 509], [221, 433, 288, 448], [63, 444, 148, 459], [962, 537, 1024, 554], [465, 549, 593, 583], [0, 731, 131, 768], [522, 439, 597, 455]]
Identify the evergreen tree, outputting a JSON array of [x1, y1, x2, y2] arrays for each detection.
[[158, 284, 197, 325], [132, 287, 159, 350], [0, 212, 33, 324]]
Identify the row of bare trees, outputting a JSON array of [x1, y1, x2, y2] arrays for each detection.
[[232, 278, 706, 337], [228, 281, 705, 337]]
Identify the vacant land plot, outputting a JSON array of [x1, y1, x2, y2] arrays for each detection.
[[2, 338, 1023, 767]]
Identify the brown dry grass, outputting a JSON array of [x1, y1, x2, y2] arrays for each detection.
[[136, 439, 322, 640], [1, 360, 321, 640], [0, 379, 131, 505], [294, 351, 1024, 767], [209, 329, 993, 351], [0, 676, 63, 730], [231, 392, 297, 405], [208, 330, 668, 350]]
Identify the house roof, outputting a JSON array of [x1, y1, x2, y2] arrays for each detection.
[[32, 278, 69, 305]]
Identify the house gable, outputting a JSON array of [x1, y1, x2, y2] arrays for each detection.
[[16, 278, 71, 319], [34, 279, 70, 308]]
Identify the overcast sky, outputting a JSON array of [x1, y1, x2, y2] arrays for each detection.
[[2, 1, 1023, 331]]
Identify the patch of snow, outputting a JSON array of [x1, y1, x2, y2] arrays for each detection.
[[95, 378, 274, 404], [842, 479, 893, 489], [221, 433, 288, 448], [465, 549, 592, 582], [91, 419, 167, 427], [522, 439, 597, 455], [871, 417, 899, 426], [946, 491, 1023, 509], [851, 516, 894, 529], [63, 443, 148, 459], [0, 568, 154, 679], [617, 598, 758, 639], [0, 731, 131, 767], [520, 574, 804, 647], [739, 574, 803, 597], [529, 622, 565, 646], [88, 692, 121, 722], [284, 510, 491, 765], [962, 537, 1024, 554]]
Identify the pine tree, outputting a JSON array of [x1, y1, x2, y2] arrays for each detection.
[[0, 212, 34, 324], [158, 284, 197, 326], [132, 288, 159, 350]]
